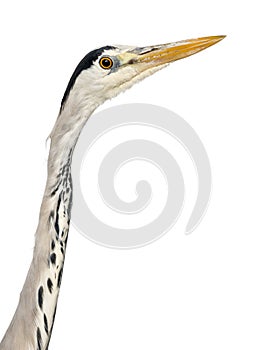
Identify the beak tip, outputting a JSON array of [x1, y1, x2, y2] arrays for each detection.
[[204, 35, 226, 49], [217, 35, 227, 41]]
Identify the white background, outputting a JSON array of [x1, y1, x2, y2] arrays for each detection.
[[0, 0, 270, 349]]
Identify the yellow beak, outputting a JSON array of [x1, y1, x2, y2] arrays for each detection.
[[131, 35, 225, 67]]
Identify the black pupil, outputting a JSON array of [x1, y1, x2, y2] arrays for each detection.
[[102, 58, 111, 68]]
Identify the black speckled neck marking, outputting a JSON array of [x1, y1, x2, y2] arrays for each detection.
[[61, 45, 116, 110]]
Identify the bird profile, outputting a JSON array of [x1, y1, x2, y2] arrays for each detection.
[[0, 35, 225, 350]]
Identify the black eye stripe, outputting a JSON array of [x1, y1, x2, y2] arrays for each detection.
[[60, 46, 116, 110]]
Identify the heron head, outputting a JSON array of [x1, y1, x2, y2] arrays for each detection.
[[61, 36, 225, 112]]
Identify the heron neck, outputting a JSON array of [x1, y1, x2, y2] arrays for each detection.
[[49, 103, 95, 168], [0, 103, 97, 350]]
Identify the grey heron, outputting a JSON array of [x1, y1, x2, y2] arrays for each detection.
[[0, 35, 225, 350]]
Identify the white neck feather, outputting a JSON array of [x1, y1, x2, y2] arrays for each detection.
[[0, 95, 97, 350]]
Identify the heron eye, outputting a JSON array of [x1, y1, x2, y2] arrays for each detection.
[[99, 57, 113, 69]]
